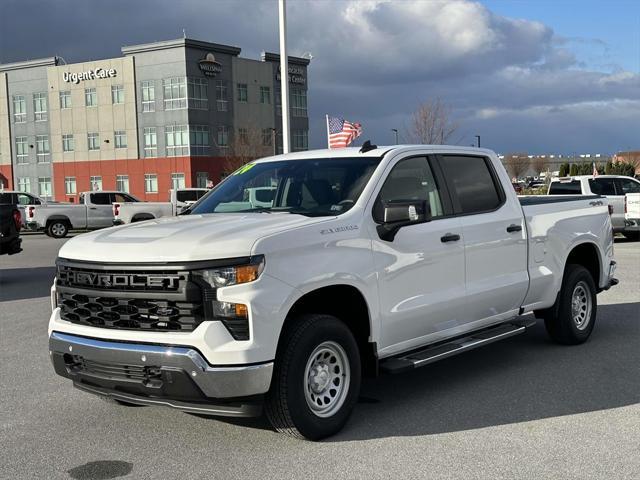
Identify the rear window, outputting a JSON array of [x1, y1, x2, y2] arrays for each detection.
[[176, 190, 206, 202], [255, 189, 275, 203], [439, 155, 503, 214], [90, 193, 112, 205], [549, 180, 582, 194], [615, 178, 640, 194], [0, 193, 15, 204]]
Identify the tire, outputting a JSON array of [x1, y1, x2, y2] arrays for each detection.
[[544, 264, 597, 345], [47, 220, 69, 238], [623, 231, 640, 241], [265, 314, 361, 440]]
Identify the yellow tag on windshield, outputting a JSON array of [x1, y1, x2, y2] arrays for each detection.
[[234, 163, 256, 175]]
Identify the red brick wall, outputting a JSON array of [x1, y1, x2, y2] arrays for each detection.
[[0, 164, 13, 190]]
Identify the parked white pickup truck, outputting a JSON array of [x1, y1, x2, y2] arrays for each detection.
[[113, 188, 208, 224], [548, 175, 640, 239], [48, 145, 617, 440], [624, 192, 640, 239], [0, 190, 50, 226], [27, 191, 139, 238]]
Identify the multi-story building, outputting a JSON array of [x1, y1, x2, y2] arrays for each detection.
[[0, 38, 310, 201]]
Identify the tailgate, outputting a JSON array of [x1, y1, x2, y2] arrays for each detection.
[[626, 193, 640, 219]]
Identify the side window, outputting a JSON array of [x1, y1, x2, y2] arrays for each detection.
[[90, 193, 111, 205], [439, 155, 502, 214], [615, 178, 640, 194], [114, 193, 131, 203], [589, 178, 616, 195], [16, 194, 32, 205], [375, 156, 444, 221]]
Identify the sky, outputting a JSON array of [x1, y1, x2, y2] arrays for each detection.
[[0, 0, 638, 154]]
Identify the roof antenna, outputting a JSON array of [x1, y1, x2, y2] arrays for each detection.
[[359, 140, 377, 153], [183, 28, 187, 39]]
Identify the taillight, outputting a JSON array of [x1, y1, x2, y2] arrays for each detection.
[[113, 203, 120, 216], [624, 196, 627, 214], [13, 209, 21, 231], [27, 206, 35, 219]]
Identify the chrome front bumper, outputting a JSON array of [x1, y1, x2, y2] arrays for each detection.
[[49, 331, 273, 401]]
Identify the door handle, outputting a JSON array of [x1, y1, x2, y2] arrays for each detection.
[[89, 207, 97, 210], [506, 224, 522, 233], [440, 233, 461, 243], [589, 201, 603, 206]]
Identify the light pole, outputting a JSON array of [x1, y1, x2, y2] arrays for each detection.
[[475, 135, 481, 148], [278, 0, 291, 154], [391, 129, 398, 145]]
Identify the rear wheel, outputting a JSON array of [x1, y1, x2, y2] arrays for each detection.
[[47, 220, 69, 238], [544, 264, 597, 345], [265, 314, 361, 440]]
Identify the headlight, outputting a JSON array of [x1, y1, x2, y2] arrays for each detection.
[[194, 256, 265, 289]]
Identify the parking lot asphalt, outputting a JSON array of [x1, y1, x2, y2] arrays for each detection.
[[1, 234, 638, 480]]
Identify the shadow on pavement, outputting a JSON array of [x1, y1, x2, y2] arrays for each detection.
[[0, 266, 56, 302]]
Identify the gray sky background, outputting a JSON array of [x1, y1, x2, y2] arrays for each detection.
[[1, 0, 638, 154]]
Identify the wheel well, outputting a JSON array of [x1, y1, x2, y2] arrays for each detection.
[[132, 213, 155, 222], [566, 242, 600, 286], [284, 285, 377, 376], [46, 216, 71, 227]]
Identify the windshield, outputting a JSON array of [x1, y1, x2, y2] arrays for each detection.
[[190, 157, 381, 216]]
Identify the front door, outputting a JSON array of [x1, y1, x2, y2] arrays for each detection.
[[88, 192, 116, 228], [370, 155, 467, 356]]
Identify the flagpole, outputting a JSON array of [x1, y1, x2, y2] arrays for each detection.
[[278, 0, 291, 154], [325, 114, 330, 149]]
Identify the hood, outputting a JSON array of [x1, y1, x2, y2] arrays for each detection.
[[58, 213, 331, 263]]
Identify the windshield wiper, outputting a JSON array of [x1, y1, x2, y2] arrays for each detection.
[[236, 207, 273, 213]]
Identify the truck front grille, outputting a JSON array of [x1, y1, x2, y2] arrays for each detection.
[[59, 292, 203, 331]]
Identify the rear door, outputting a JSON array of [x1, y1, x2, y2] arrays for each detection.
[[438, 154, 529, 327], [588, 178, 623, 230], [88, 193, 116, 228]]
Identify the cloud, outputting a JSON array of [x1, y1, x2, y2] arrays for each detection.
[[0, 0, 637, 153]]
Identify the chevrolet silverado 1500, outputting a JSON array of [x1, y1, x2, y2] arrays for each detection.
[[48, 145, 617, 440]]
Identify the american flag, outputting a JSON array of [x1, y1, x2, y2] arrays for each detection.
[[327, 116, 362, 149]]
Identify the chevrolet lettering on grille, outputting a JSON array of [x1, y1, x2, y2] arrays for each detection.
[[60, 271, 181, 290]]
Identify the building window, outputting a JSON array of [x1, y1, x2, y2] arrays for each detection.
[[87, 132, 100, 151], [216, 80, 228, 112], [217, 126, 228, 147], [188, 78, 208, 109], [38, 177, 52, 198], [260, 86, 271, 104], [190, 125, 210, 156], [90, 176, 102, 191], [141, 81, 155, 112], [143, 127, 157, 157], [145, 174, 158, 193], [292, 89, 307, 117], [62, 134, 74, 152], [275, 86, 281, 116], [13, 95, 26, 123], [237, 83, 248, 102], [196, 172, 209, 188], [60, 90, 72, 109], [33, 92, 48, 121], [166, 125, 189, 157], [163, 77, 187, 110], [238, 127, 249, 145], [36, 135, 50, 163], [114, 130, 127, 148], [171, 173, 185, 190], [17, 177, 31, 193], [262, 128, 273, 147], [85, 88, 97, 107], [15, 136, 28, 164], [116, 175, 129, 193], [292, 130, 308, 151], [65, 177, 77, 195], [111, 85, 125, 104]]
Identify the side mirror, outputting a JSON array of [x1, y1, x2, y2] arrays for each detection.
[[376, 200, 430, 241]]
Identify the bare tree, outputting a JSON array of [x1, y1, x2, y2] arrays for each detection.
[[531, 155, 548, 177], [222, 125, 273, 174], [405, 98, 459, 145], [504, 153, 530, 180]]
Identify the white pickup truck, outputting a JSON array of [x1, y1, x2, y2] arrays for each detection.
[[625, 192, 640, 239], [113, 188, 208, 225], [548, 175, 640, 240], [48, 145, 617, 440], [27, 191, 139, 238]]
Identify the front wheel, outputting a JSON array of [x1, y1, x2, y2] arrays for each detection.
[[265, 314, 361, 440], [544, 264, 597, 345], [47, 221, 69, 238]]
